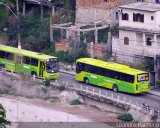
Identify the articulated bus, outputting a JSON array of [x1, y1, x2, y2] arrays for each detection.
[[75, 58, 150, 94], [0, 45, 59, 80]]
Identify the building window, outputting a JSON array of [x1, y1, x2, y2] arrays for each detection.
[[124, 37, 129, 45], [151, 16, 154, 20], [122, 13, 129, 20], [146, 38, 152, 46], [116, 12, 119, 19], [156, 0, 160, 3], [133, 13, 144, 22]]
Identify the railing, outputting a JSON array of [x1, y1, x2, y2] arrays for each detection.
[[51, 80, 160, 119], [0, 70, 160, 120]]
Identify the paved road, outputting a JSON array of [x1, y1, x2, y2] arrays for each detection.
[[58, 72, 160, 109]]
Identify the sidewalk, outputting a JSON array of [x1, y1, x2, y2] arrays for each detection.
[[60, 69, 76, 75], [149, 87, 160, 97]]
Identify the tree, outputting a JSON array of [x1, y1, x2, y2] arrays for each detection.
[[51, 0, 76, 10], [21, 15, 50, 51], [0, 104, 10, 128]]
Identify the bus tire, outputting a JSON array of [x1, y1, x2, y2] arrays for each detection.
[[84, 78, 89, 85], [31, 71, 37, 77], [113, 85, 118, 92], [0, 64, 6, 72]]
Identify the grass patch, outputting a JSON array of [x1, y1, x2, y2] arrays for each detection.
[[70, 99, 81, 105], [57, 85, 65, 91], [43, 96, 59, 102], [117, 113, 133, 122], [25, 95, 34, 99]]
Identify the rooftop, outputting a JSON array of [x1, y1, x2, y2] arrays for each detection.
[[77, 58, 146, 75], [119, 2, 160, 12]]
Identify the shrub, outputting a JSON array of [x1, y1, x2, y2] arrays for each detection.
[[70, 99, 81, 105], [117, 113, 133, 122], [43, 79, 50, 86], [156, 80, 160, 87], [58, 85, 65, 91]]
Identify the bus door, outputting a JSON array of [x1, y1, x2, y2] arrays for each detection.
[[39, 61, 45, 78], [15, 55, 22, 72]]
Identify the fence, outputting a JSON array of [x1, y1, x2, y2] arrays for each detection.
[[51, 80, 160, 119], [1, 70, 160, 120]]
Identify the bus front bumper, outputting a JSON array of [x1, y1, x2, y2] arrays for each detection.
[[46, 72, 59, 80]]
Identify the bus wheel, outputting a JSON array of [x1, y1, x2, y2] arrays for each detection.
[[31, 72, 37, 77], [0, 65, 6, 72], [113, 85, 118, 92], [84, 78, 89, 85]]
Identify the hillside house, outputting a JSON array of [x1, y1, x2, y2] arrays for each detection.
[[112, 2, 160, 84]]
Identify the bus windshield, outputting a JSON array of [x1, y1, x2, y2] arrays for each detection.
[[46, 58, 59, 73], [137, 73, 149, 82]]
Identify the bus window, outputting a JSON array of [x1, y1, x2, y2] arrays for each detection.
[[92, 66, 100, 74], [0, 50, 5, 59], [76, 62, 84, 73], [6, 52, 14, 61], [40, 61, 45, 70], [23, 56, 30, 65], [127, 75, 134, 83], [30, 58, 38, 66], [114, 71, 120, 80], [46, 58, 59, 73], [84, 64, 91, 72], [120, 73, 127, 82]]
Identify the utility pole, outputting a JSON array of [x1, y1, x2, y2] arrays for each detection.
[[107, 24, 112, 55], [16, 0, 21, 49]]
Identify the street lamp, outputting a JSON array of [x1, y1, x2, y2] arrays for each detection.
[[0, 1, 21, 49]]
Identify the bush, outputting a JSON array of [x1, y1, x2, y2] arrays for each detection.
[[70, 99, 81, 105], [58, 85, 65, 91], [43, 79, 50, 86], [156, 80, 160, 87], [118, 113, 133, 122]]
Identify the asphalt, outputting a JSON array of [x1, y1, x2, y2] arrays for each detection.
[[60, 69, 160, 97]]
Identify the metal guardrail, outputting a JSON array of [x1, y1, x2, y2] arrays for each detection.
[[51, 80, 160, 119], [1, 70, 160, 120]]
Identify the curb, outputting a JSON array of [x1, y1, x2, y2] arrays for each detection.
[[60, 70, 76, 76], [148, 90, 160, 97]]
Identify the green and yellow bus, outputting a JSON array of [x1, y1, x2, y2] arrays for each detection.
[[0, 45, 59, 80], [75, 58, 150, 94]]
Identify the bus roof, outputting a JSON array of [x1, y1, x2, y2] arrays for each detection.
[[0, 45, 57, 60], [76, 58, 147, 75]]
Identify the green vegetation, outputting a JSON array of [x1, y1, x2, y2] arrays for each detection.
[[43, 79, 51, 87], [25, 95, 34, 99], [156, 80, 160, 87], [135, 57, 154, 71], [0, 104, 10, 127], [98, 28, 109, 43], [117, 113, 133, 122], [110, 25, 119, 37], [57, 85, 66, 91], [70, 99, 81, 105], [44, 50, 90, 64]]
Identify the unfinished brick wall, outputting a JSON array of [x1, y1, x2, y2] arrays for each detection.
[[55, 41, 70, 52], [55, 41, 105, 58], [87, 43, 105, 58], [76, 0, 118, 10]]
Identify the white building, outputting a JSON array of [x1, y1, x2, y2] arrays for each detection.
[[112, 2, 160, 84]]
